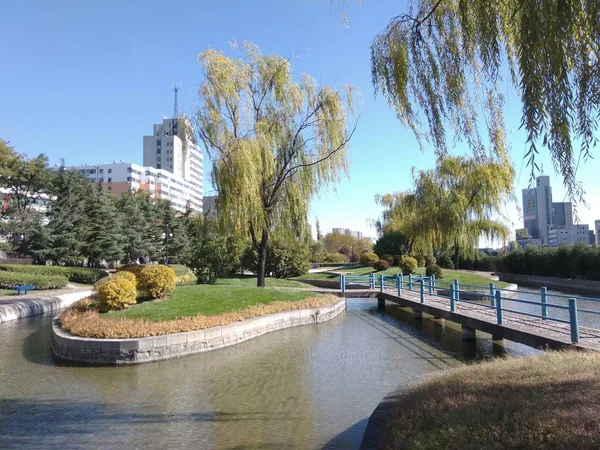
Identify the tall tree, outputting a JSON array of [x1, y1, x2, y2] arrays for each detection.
[[368, 0, 600, 201], [196, 42, 356, 287], [117, 191, 159, 264], [155, 199, 190, 264], [377, 155, 514, 268], [81, 185, 125, 267]]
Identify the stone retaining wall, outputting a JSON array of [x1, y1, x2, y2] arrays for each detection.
[[52, 297, 347, 365], [496, 272, 600, 296], [0, 290, 93, 324]]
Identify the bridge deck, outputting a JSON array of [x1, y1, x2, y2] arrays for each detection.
[[345, 287, 600, 351]]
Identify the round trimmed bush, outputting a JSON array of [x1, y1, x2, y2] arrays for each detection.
[[95, 272, 137, 312], [415, 255, 426, 267], [400, 256, 418, 275], [117, 264, 146, 279], [438, 254, 455, 269], [138, 265, 176, 299], [425, 255, 437, 266], [380, 254, 394, 265], [374, 259, 390, 271], [359, 252, 379, 266], [426, 264, 443, 279]]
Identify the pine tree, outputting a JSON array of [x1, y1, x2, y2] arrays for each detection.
[[81, 185, 125, 267], [155, 199, 190, 264], [117, 191, 159, 264]]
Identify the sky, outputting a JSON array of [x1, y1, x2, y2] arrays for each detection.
[[1, 0, 599, 244]]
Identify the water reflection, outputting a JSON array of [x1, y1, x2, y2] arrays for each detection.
[[0, 298, 537, 449]]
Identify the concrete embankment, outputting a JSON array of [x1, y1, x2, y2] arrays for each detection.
[[52, 297, 347, 365], [0, 289, 93, 324], [497, 273, 600, 296]]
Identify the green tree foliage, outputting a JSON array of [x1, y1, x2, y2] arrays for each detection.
[[117, 191, 160, 264], [370, 0, 600, 200], [0, 139, 54, 251], [373, 231, 409, 257], [155, 199, 190, 264], [377, 155, 513, 268], [196, 42, 356, 287], [81, 186, 125, 267]]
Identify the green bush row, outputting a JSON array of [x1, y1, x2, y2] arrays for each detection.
[[0, 264, 107, 284], [0, 271, 68, 290]]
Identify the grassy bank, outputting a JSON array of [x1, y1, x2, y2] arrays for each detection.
[[377, 351, 600, 450], [292, 266, 508, 288], [59, 284, 337, 338], [216, 276, 307, 288]]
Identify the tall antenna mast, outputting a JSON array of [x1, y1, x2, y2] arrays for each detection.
[[173, 85, 179, 118]]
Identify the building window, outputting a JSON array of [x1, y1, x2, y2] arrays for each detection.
[[108, 177, 112, 182], [157, 139, 161, 145], [157, 164, 161, 169], [99, 169, 103, 174], [99, 178, 104, 183], [108, 169, 112, 174]]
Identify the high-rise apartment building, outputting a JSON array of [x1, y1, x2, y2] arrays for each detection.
[[551, 202, 573, 227], [535, 176, 552, 245], [143, 118, 203, 193], [522, 188, 539, 239], [595, 220, 600, 245]]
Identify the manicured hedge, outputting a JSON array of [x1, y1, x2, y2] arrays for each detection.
[[0, 271, 68, 290], [0, 265, 107, 284]]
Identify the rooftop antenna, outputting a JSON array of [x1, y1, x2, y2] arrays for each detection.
[[173, 85, 179, 119]]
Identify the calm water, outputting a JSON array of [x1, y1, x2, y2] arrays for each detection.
[[0, 299, 537, 450]]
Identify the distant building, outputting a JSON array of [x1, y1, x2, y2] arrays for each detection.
[[589, 230, 596, 246], [332, 228, 363, 240], [203, 195, 217, 219], [596, 220, 600, 245], [548, 224, 590, 247], [522, 187, 539, 239], [70, 162, 203, 213], [515, 228, 529, 239], [551, 202, 573, 227]]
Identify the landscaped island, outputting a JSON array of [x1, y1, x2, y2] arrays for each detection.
[[363, 351, 600, 450]]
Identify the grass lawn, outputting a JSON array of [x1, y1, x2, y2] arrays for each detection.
[[291, 266, 509, 288], [216, 275, 308, 288], [113, 284, 324, 321], [377, 351, 600, 449], [0, 289, 16, 297]]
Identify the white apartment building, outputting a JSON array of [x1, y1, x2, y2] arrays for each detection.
[[142, 118, 203, 192], [72, 161, 203, 213], [548, 224, 590, 247]]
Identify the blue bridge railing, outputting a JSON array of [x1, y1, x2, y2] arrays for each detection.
[[339, 273, 600, 344]]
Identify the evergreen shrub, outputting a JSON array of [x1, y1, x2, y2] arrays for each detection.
[[425, 264, 443, 279], [0, 264, 107, 284], [424, 255, 437, 266], [138, 265, 176, 299], [438, 254, 455, 269], [359, 252, 379, 266], [400, 256, 418, 275], [0, 271, 68, 290], [380, 254, 394, 265], [415, 255, 426, 267], [374, 259, 390, 271], [95, 272, 137, 312]]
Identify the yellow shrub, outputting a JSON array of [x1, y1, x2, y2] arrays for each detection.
[[175, 272, 196, 286], [95, 272, 137, 312], [138, 265, 176, 299], [116, 264, 146, 280]]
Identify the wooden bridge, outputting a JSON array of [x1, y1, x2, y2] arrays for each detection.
[[340, 274, 600, 351]]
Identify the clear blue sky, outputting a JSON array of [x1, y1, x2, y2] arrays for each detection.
[[1, 0, 599, 243]]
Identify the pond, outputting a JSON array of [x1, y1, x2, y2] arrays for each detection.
[[0, 299, 537, 449]]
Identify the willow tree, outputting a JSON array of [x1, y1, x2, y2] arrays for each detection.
[[377, 155, 514, 268], [196, 42, 356, 287], [370, 0, 599, 201]]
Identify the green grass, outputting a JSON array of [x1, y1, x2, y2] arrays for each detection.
[[0, 289, 16, 297], [378, 351, 600, 450], [112, 284, 324, 321], [216, 275, 308, 288], [291, 266, 509, 288]]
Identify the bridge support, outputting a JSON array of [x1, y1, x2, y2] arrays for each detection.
[[491, 334, 503, 341], [412, 309, 422, 319], [461, 325, 476, 341], [377, 297, 385, 310]]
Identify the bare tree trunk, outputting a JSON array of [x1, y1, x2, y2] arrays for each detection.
[[256, 230, 268, 288], [453, 244, 460, 270]]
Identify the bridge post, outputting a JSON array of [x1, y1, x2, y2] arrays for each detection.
[[432, 274, 436, 288], [420, 279, 425, 303], [495, 290, 503, 325], [399, 273, 403, 296], [461, 325, 476, 341], [541, 287, 548, 319], [340, 274, 346, 294], [454, 279, 460, 301], [379, 274, 384, 292], [408, 274, 413, 290], [378, 297, 385, 310], [569, 298, 579, 344], [369, 273, 374, 289], [450, 285, 456, 312], [428, 276, 433, 295], [489, 282, 495, 307]]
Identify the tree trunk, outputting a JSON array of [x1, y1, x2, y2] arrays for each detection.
[[256, 230, 268, 288], [453, 244, 460, 270]]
